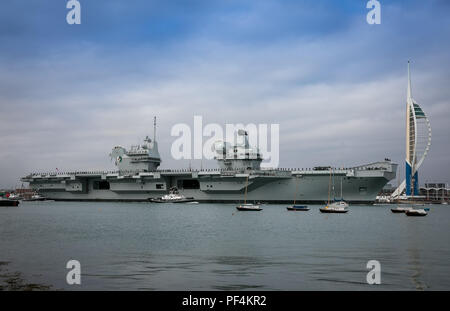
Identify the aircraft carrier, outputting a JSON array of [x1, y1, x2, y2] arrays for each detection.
[[21, 127, 397, 204]]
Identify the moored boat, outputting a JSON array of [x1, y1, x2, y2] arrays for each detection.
[[236, 203, 262, 211], [405, 209, 428, 216], [319, 170, 348, 214], [391, 206, 413, 213], [287, 205, 310, 211], [319, 205, 348, 213], [236, 175, 262, 211], [287, 175, 310, 211]]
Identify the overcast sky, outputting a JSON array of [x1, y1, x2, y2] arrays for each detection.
[[0, 0, 449, 188]]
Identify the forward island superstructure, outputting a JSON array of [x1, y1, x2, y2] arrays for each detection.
[[22, 125, 397, 204]]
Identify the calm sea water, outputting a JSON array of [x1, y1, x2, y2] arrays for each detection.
[[0, 201, 449, 290]]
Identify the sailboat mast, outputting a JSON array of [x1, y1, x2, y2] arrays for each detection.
[[153, 116, 157, 143], [293, 175, 299, 205], [327, 168, 332, 205], [332, 169, 335, 200], [244, 175, 249, 205]]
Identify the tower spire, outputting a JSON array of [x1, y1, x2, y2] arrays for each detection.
[[391, 61, 432, 199], [407, 60, 412, 101]]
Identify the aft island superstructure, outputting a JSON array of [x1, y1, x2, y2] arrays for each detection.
[[22, 126, 397, 204]]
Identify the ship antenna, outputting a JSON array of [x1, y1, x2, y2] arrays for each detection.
[[153, 116, 157, 142]]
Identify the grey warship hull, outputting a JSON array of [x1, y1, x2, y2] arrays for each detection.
[[21, 126, 397, 204], [22, 162, 397, 204]]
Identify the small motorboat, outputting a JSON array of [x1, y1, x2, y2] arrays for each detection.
[[236, 204, 262, 211], [391, 206, 413, 213], [287, 205, 310, 211], [405, 209, 428, 217]]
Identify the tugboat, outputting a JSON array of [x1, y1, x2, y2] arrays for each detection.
[[236, 176, 262, 211], [149, 187, 197, 203]]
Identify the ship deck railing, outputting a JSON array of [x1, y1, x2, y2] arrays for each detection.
[[23, 164, 390, 179]]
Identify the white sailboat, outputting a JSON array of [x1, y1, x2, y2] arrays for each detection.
[[391, 175, 412, 213], [236, 175, 262, 211], [328, 176, 349, 209], [404, 176, 428, 217], [320, 168, 348, 213]]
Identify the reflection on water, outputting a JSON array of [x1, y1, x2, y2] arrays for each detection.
[[0, 202, 449, 290], [405, 219, 428, 290], [408, 247, 426, 290]]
